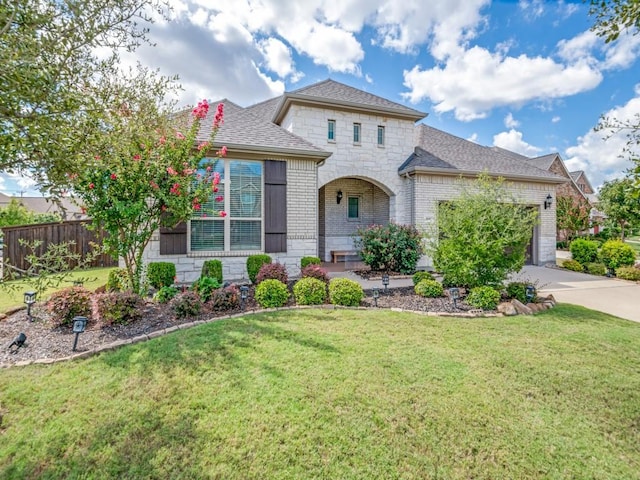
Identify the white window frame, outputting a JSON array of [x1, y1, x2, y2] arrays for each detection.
[[328, 119, 336, 142], [377, 125, 385, 147], [353, 122, 361, 144]]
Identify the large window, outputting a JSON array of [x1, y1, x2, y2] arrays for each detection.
[[190, 159, 263, 252], [348, 196, 359, 219]]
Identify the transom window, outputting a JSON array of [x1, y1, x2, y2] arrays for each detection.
[[190, 159, 263, 252], [353, 123, 361, 144], [377, 125, 385, 146], [328, 119, 336, 141]]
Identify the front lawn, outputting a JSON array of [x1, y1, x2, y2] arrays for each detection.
[[1, 305, 639, 479], [0, 267, 115, 314]]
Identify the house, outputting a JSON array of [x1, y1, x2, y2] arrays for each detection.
[[144, 79, 566, 282], [0, 192, 86, 220]]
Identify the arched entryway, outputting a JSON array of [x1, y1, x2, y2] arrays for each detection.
[[318, 178, 391, 262]]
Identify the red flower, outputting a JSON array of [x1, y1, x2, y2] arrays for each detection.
[[219, 211, 227, 217], [110, 173, 117, 180], [215, 195, 223, 202], [89, 183, 95, 189], [133, 154, 141, 161], [212, 185, 218, 193]]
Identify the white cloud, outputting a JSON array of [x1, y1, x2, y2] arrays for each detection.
[[565, 91, 640, 191], [552, 116, 561, 123], [504, 113, 520, 128], [258, 38, 300, 79], [557, 30, 599, 64], [402, 46, 602, 120], [467, 133, 479, 143], [493, 129, 542, 156], [601, 32, 640, 70], [518, 0, 545, 21]]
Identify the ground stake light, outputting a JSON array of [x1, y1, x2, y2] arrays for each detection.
[[240, 285, 249, 310], [449, 287, 460, 309], [24, 291, 36, 321], [525, 285, 536, 303], [72, 316, 87, 352], [382, 274, 389, 293], [372, 288, 379, 307]]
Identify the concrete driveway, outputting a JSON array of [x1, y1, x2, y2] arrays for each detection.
[[516, 265, 640, 322]]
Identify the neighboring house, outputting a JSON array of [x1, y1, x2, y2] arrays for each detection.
[[144, 79, 566, 282], [0, 192, 86, 220]]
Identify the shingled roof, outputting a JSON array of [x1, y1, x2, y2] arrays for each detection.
[[272, 79, 427, 124], [196, 99, 330, 160], [399, 124, 565, 183]]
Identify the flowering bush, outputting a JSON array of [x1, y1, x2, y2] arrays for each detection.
[[46, 286, 92, 327], [354, 223, 424, 273], [69, 99, 226, 293], [95, 292, 143, 326], [256, 262, 288, 285], [300, 264, 330, 284]]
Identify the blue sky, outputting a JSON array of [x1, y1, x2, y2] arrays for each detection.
[[2, 0, 639, 197]]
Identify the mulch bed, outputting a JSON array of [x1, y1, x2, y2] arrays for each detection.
[[1, 283, 476, 368]]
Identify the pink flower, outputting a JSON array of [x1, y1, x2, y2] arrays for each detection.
[[89, 183, 95, 189], [193, 203, 201, 210], [217, 145, 228, 156], [167, 167, 178, 176], [182, 168, 194, 175], [215, 195, 223, 202], [159, 136, 166, 145], [149, 181, 159, 189], [213, 103, 224, 128], [67, 173, 78, 180], [176, 131, 185, 140], [161, 205, 167, 211], [133, 154, 141, 161], [170, 182, 181, 195], [94, 155, 100, 160], [110, 173, 117, 180], [213, 172, 221, 183], [81, 207, 86, 214], [197, 141, 209, 151], [219, 211, 227, 217], [192, 99, 209, 119], [212, 185, 218, 193]]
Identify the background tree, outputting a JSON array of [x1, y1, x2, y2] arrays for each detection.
[[0, 0, 173, 191], [0, 198, 60, 228], [589, 0, 640, 190], [556, 195, 593, 243], [427, 174, 538, 289], [597, 177, 640, 240]]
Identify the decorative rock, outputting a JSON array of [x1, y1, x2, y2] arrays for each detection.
[[497, 302, 518, 316], [542, 294, 556, 306], [511, 299, 533, 315], [0, 313, 6, 321]]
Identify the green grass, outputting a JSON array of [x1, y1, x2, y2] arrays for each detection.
[[1, 305, 639, 479], [627, 236, 640, 258], [0, 267, 115, 313]]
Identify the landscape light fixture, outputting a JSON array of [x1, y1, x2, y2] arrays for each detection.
[[382, 273, 389, 293], [336, 190, 343, 204], [73, 280, 84, 287], [240, 285, 249, 310], [544, 194, 553, 210], [372, 288, 379, 307], [24, 291, 36, 321], [525, 285, 536, 303], [449, 287, 460, 309], [72, 316, 88, 352], [8, 332, 27, 353]]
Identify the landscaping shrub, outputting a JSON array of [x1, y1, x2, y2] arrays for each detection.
[[300, 264, 330, 284], [201, 260, 223, 284], [354, 222, 424, 274], [562, 259, 584, 272], [254, 279, 289, 308], [247, 254, 272, 284], [328, 278, 364, 307], [170, 291, 202, 318], [96, 292, 143, 326], [256, 262, 288, 285], [506, 282, 528, 304], [414, 279, 443, 298], [615, 266, 640, 281], [599, 240, 636, 270], [208, 285, 240, 312], [147, 262, 176, 289], [293, 277, 327, 305], [412, 271, 434, 285], [153, 286, 179, 303], [191, 276, 221, 302], [46, 286, 92, 327], [301, 256, 321, 269], [570, 238, 599, 265], [585, 262, 607, 276], [466, 286, 501, 311], [106, 268, 129, 292]]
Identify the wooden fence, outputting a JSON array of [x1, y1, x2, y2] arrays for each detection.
[[1, 220, 117, 276]]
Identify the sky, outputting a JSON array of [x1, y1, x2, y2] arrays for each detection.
[[2, 0, 639, 197]]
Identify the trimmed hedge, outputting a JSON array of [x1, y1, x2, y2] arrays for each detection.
[[247, 254, 272, 284], [201, 260, 223, 284], [293, 277, 327, 305], [255, 279, 289, 308], [301, 256, 321, 269], [414, 279, 443, 298], [466, 286, 501, 311], [328, 278, 363, 307], [562, 259, 584, 272], [147, 262, 176, 289]]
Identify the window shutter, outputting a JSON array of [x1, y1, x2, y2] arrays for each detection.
[[159, 221, 187, 254], [264, 160, 287, 253]]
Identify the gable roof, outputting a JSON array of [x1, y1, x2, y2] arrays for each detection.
[[526, 153, 558, 170], [196, 99, 330, 161], [399, 124, 566, 183], [272, 79, 427, 124], [569, 170, 595, 191]]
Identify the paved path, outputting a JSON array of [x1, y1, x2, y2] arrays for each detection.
[[517, 265, 640, 323]]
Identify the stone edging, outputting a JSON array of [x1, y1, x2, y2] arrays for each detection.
[[2, 302, 555, 369]]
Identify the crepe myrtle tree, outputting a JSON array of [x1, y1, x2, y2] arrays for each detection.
[[70, 99, 226, 293]]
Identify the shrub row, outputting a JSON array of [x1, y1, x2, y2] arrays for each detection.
[[566, 238, 636, 275]]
